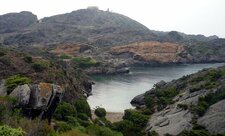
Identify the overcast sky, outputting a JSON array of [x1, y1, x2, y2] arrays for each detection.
[[0, 0, 225, 38]]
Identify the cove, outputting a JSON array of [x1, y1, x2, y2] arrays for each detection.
[[87, 63, 225, 112]]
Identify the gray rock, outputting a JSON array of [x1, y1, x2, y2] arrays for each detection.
[[154, 80, 166, 88], [198, 99, 225, 134], [10, 84, 31, 106], [147, 108, 193, 136], [8, 82, 64, 122], [130, 94, 145, 107], [0, 80, 7, 96]]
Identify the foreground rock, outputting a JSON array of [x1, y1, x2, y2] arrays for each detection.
[[132, 66, 225, 135], [198, 99, 225, 134], [9, 82, 64, 121]]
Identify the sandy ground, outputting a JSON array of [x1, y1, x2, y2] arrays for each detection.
[[92, 111, 124, 123]]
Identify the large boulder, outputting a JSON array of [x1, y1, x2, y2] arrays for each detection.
[[198, 99, 225, 134], [9, 82, 64, 121], [10, 84, 31, 106]]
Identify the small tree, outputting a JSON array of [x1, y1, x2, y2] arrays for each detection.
[[95, 107, 106, 118]]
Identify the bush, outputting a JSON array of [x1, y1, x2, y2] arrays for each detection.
[[72, 57, 100, 68], [148, 131, 159, 136], [65, 116, 80, 127], [95, 107, 107, 118], [61, 129, 89, 136], [94, 118, 112, 128], [55, 121, 72, 133], [0, 125, 24, 136], [112, 120, 143, 136], [177, 104, 188, 110], [178, 129, 211, 136], [144, 95, 155, 111], [0, 57, 11, 65], [54, 102, 77, 121], [23, 56, 32, 63], [0, 50, 6, 57], [86, 125, 123, 136], [78, 113, 89, 121], [32, 63, 47, 72], [60, 54, 73, 59], [5, 75, 32, 94], [74, 99, 91, 118], [123, 109, 149, 127]]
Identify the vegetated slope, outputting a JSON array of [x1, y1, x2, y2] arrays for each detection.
[[131, 65, 225, 135], [0, 46, 92, 102]]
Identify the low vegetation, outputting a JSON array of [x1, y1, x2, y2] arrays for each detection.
[[5, 75, 32, 94], [72, 57, 100, 68], [0, 125, 24, 136]]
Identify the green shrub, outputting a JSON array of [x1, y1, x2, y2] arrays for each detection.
[[74, 99, 91, 118], [144, 96, 155, 110], [32, 60, 53, 72], [95, 107, 107, 118], [60, 54, 73, 59], [177, 104, 188, 110], [78, 113, 89, 121], [65, 116, 80, 127], [0, 50, 6, 57], [54, 102, 77, 121], [72, 57, 100, 68], [61, 129, 89, 136], [178, 129, 211, 136], [0, 125, 24, 136], [55, 121, 72, 133], [0, 57, 11, 65], [23, 56, 32, 63], [123, 109, 149, 127], [86, 125, 122, 136], [112, 120, 143, 136], [94, 117, 112, 128], [5, 75, 31, 94], [32, 63, 47, 72], [77, 119, 91, 127], [148, 130, 159, 136]]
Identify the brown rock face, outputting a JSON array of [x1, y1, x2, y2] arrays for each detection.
[[111, 41, 184, 63]]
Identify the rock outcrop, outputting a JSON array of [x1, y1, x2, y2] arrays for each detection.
[[132, 66, 225, 135], [110, 41, 185, 64], [9, 83, 64, 121], [198, 99, 225, 134]]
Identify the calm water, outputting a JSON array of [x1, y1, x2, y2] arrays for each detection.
[[87, 63, 225, 112]]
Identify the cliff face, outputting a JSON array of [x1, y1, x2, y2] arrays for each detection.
[[111, 41, 185, 63]]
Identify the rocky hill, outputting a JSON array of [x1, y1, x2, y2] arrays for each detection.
[[1, 8, 156, 46], [131, 66, 225, 135], [0, 11, 37, 34]]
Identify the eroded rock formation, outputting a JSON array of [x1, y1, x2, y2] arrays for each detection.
[[9, 83, 64, 121]]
